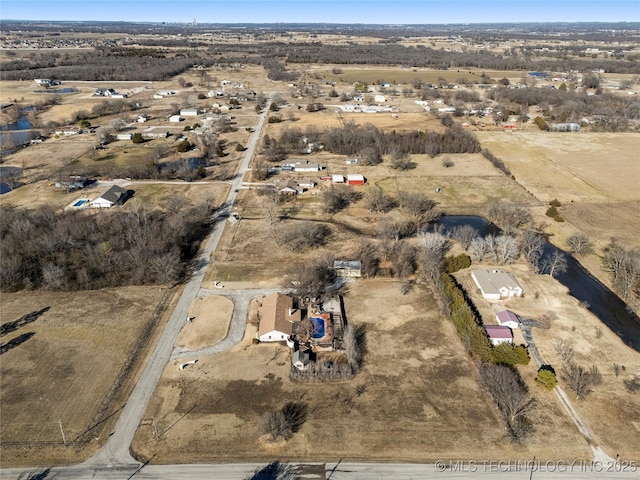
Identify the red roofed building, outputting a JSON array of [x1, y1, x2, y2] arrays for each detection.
[[484, 325, 514, 345]]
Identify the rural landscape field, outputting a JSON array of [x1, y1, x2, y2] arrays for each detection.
[[1, 12, 640, 480]]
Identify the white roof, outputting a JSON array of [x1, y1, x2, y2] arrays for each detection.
[[347, 174, 364, 181], [332, 174, 345, 182]]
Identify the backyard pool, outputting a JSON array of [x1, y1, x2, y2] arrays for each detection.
[[73, 199, 88, 207], [309, 317, 325, 339]]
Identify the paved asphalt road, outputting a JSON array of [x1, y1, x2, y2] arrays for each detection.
[[81, 96, 273, 471], [3, 461, 638, 479]]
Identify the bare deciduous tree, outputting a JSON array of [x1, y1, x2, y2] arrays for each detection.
[[399, 192, 438, 228], [520, 230, 544, 271], [418, 230, 451, 284], [365, 189, 396, 214], [561, 362, 602, 400], [541, 251, 568, 277], [554, 339, 575, 365], [470, 236, 488, 261], [284, 253, 337, 302], [567, 232, 593, 256], [495, 235, 520, 265], [479, 364, 536, 442], [602, 240, 640, 301], [486, 201, 531, 233], [450, 225, 477, 250], [258, 402, 308, 441], [344, 323, 367, 374]]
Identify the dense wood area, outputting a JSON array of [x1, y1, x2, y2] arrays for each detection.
[[0, 201, 216, 291]]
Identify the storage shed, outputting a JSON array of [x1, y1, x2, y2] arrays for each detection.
[[347, 174, 365, 185]]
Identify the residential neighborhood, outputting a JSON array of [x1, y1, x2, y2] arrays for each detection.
[[1, 13, 639, 479]]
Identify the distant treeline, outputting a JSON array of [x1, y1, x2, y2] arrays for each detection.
[[4, 36, 640, 83], [0, 48, 214, 82], [0, 201, 215, 292], [209, 42, 640, 74]]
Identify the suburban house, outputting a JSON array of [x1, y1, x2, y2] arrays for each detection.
[[275, 179, 304, 195], [496, 310, 521, 329], [137, 114, 149, 123], [334, 260, 362, 278], [471, 269, 523, 300], [142, 128, 169, 139], [94, 88, 117, 97], [34, 78, 60, 87], [297, 178, 317, 188], [293, 161, 322, 172], [483, 325, 514, 345], [258, 293, 302, 343], [346, 174, 365, 186], [55, 127, 82, 136], [180, 108, 201, 117], [89, 185, 132, 209]]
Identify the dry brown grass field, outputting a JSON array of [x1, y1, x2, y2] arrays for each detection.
[[457, 265, 640, 460], [2, 50, 639, 468], [0, 286, 176, 467], [131, 279, 595, 464], [475, 129, 640, 290]]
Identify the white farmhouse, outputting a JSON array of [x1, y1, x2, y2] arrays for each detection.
[[258, 293, 301, 343]]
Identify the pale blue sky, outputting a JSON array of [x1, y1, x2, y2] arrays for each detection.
[[1, 1, 639, 24]]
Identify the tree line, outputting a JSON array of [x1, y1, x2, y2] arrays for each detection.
[[1, 48, 213, 82], [0, 200, 216, 292], [269, 121, 481, 162]]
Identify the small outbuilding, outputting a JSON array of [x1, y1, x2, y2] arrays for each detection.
[[292, 349, 310, 371], [332, 174, 345, 183], [496, 310, 521, 329], [180, 108, 201, 117], [346, 174, 365, 186], [169, 115, 184, 123], [484, 325, 514, 345]]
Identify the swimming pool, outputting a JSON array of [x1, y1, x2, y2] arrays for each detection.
[[309, 317, 325, 339], [73, 199, 88, 207]]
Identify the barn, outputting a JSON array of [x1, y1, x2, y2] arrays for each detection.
[[346, 174, 365, 185]]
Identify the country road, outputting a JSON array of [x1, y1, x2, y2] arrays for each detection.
[[80, 95, 274, 471]]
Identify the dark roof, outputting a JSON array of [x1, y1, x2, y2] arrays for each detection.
[[100, 185, 129, 204]]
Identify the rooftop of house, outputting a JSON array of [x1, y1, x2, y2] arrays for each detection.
[[258, 293, 302, 337], [99, 185, 129, 204], [484, 325, 514, 339], [496, 310, 520, 325], [472, 269, 522, 295]]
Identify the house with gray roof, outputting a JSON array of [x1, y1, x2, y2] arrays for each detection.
[[89, 185, 132, 208], [471, 269, 523, 300]]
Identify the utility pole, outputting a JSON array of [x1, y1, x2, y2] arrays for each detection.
[[152, 416, 158, 437], [59, 419, 67, 447]]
